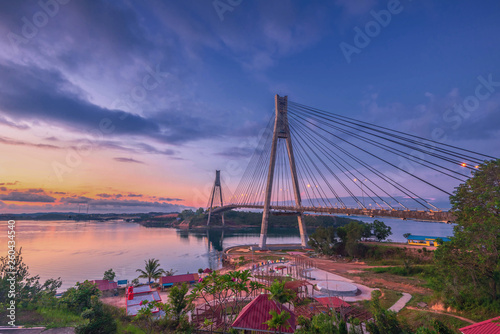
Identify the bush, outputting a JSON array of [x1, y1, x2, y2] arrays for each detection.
[[76, 296, 117, 334], [60, 280, 100, 313]]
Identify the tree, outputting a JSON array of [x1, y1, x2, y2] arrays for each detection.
[[103, 269, 116, 281], [403, 233, 411, 239], [61, 280, 101, 313], [267, 280, 296, 310], [169, 282, 190, 325], [0, 248, 62, 307], [265, 309, 291, 334], [308, 226, 338, 255], [136, 258, 166, 285], [366, 290, 409, 334], [433, 159, 500, 307], [76, 296, 117, 334], [372, 220, 392, 242]]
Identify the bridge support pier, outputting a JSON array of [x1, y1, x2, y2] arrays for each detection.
[[207, 170, 225, 226], [259, 95, 308, 249]]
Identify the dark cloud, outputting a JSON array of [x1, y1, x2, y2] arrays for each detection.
[[0, 62, 229, 146], [0, 187, 6, 191], [0, 136, 61, 149], [114, 157, 145, 164], [96, 193, 112, 198], [127, 194, 143, 197], [217, 146, 256, 158], [27, 188, 44, 193], [53, 191, 66, 195], [60, 196, 93, 204], [0, 191, 56, 202], [0, 181, 18, 186], [158, 197, 183, 202]]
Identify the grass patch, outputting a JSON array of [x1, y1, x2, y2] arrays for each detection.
[[367, 265, 430, 277], [398, 308, 470, 333], [379, 289, 403, 310], [23, 306, 85, 328]]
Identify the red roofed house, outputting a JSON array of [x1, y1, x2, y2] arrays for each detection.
[[232, 294, 296, 333], [90, 280, 118, 296], [459, 316, 500, 334], [90, 279, 118, 291], [161, 273, 199, 288], [314, 296, 351, 310]]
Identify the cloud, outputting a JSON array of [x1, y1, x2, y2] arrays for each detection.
[[158, 197, 183, 202], [216, 146, 255, 158], [127, 193, 143, 197], [27, 188, 45, 193], [0, 181, 18, 186], [0, 191, 56, 202], [113, 157, 145, 164], [0, 187, 6, 191], [0, 136, 61, 149], [96, 193, 112, 198], [53, 191, 67, 195]]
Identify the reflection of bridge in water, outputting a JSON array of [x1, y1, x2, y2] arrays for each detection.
[[206, 95, 495, 249]]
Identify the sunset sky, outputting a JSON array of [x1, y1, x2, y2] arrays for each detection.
[[0, 0, 499, 213]]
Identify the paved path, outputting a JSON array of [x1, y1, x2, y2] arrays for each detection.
[[388, 292, 412, 312]]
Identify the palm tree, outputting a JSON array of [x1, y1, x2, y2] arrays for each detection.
[[265, 309, 291, 334], [267, 280, 295, 310], [136, 258, 166, 285]]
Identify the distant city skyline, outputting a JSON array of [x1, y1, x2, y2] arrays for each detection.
[[0, 0, 499, 213]]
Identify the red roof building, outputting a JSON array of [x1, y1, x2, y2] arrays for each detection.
[[160, 273, 199, 287], [126, 285, 162, 316], [460, 316, 500, 334], [90, 280, 118, 291], [232, 294, 296, 333], [314, 296, 350, 309]]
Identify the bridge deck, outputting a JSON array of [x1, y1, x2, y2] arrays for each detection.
[[212, 205, 454, 223]]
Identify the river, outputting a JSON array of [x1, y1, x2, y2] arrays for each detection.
[[1, 218, 454, 291]]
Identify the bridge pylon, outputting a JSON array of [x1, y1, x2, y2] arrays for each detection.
[[259, 95, 308, 249], [207, 170, 225, 226]]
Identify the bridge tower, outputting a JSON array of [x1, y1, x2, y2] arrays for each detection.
[[207, 170, 225, 226], [259, 95, 308, 249]]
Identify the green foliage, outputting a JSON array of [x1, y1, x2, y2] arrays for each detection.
[[75, 296, 117, 334], [308, 221, 370, 257], [403, 233, 411, 239], [60, 280, 101, 313], [366, 289, 410, 334], [265, 309, 291, 333], [295, 312, 353, 334], [308, 226, 339, 255], [169, 283, 190, 325], [432, 159, 500, 309], [103, 269, 116, 281], [0, 248, 62, 307], [190, 270, 263, 332], [371, 220, 392, 242], [267, 280, 296, 307], [136, 258, 166, 285]]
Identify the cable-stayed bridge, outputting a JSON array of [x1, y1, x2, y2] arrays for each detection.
[[207, 95, 496, 249]]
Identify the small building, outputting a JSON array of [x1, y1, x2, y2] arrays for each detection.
[[232, 294, 296, 333], [405, 235, 451, 246], [90, 279, 118, 291], [160, 273, 199, 288], [459, 316, 500, 334], [314, 296, 351, 310], [126, 285, 162, 317]]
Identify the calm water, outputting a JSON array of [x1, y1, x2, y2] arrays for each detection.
[[1, 218, 454, 291]]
